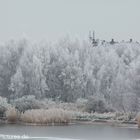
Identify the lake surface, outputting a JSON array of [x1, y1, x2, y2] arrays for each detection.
[[0, 123, 140, 140]]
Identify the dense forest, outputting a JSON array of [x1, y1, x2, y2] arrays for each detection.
[[0, 38, 140, 113]]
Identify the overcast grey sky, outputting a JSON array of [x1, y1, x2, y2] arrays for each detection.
[[0, 0, 140, 43]]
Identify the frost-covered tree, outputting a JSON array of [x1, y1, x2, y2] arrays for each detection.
[[9, 68, 24, 99], [0, 40, 26, 98], [10, 45, 48, 99]]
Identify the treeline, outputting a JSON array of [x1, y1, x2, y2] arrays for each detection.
[[0, 38, 140, 112]]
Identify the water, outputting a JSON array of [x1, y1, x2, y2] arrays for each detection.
[[0, 123, 140, 140]]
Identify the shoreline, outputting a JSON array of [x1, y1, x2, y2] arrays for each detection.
[[0, 119, 138, 128]]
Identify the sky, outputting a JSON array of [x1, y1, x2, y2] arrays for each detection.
[[0, 0, 140, 43]]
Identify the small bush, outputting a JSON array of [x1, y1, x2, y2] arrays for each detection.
[[58, 103, 78, 111], [114, 112, 136, 121], [76, 98, 88, 111], [85, 96, 112, 113], [40, 99, 78, 111], [0, 96, 11, 117], [20, 108, 73, 124], [12, 95, 41, 112], [6, 107, 17, 122]]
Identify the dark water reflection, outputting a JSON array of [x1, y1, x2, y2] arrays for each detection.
[[0, 123, 140, 140]]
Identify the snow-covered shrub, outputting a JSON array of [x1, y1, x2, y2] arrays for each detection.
[[58, 102, 78, 111], [76, 98, 88, 111], [6, 107, 18, 122], [0, 96, 11, 117], [93, 112, 116, 120], [12, 95, 42, 112], [20, 108, 73, 124], [40, 98, 57, 109], [75, 112, 116, 121], [114, 112, 135, 121], [40, 99, 78, 111], [85, 96, 112, 113]]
